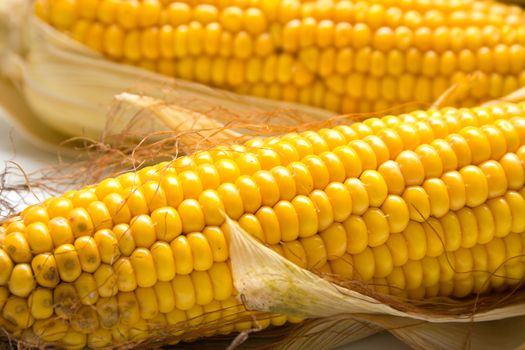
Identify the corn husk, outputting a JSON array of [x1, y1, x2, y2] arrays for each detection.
[[0, 0, 333, 148]]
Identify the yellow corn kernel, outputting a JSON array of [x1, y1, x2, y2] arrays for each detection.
[[113, 224, 135, 257], [113, 257, 137, 292], [396, 150, 425, 186], [8, 264, 36, 297], [150, 206, 182, 242], [68, 208, 94, 237], [343, 215, 368, 255], [506, 192, 525, 233], [460, 165, 489, 207], [254, 206, 280, 245], [302, 156, 330, 190], [217, 183, 245, 220], [5, 220, 25, 235], [185, 233, 213, 271], [54, 244, 82, 282], [48, 217, 74, 247], [345, 178, 370, 215], [135, 287, 159, 319], [47, 198, 74, 218], [301, 235, 328, 269], [422, 218, 445, 258], [53, 283, 78, 316], [33, 318, 68, 342], [402, 186, 431, 222], [94, 264, 118, 297], [73, 236, 101, 274], [94, 229, 120, 264], [373, 245, 393, 278], [23, 206, 49, 226], [488, 197, 513, 238], [403, 260, 424, 291], [31, 253, 59, 288], [102, 193, 131, 225], [171, 275, 195, 311], [403, 222, 427, 261], [189, 271, 213, 306], [141, 181, 167, 211], [130, 248, 157, 288], [319, 223, 346, 260], [74, 272, 99, 305], [309, 190, 335, 231], [88, 328, 112, 348], [501, 153, 525, 190], [3, 297, 33, 329], [292, 195, 319, 238], [178, 199, 205, 233], [96, 296, 119, 329], [0, 250, 13, 285], [87, 201, 113, 230], [151, 281, 174, 314], [199, 228, 228, 264], [380, 195, 409, 233], [149, 241, 175, 281], [287, 162, 314, 196], [118, 291, 140, 325], [71, 190, 97, 209], [363, 208, 389, 247], [208, 262, 233, 301], [129, 214, 156, 249], [4, 232, 32, 263]]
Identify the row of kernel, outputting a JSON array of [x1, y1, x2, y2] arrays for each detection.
[[7, 290, 280, 347], [161, 51, 525, 89], [118, 47, 525, 81], [0, 223, 230, 290], [51, 0, 525, 31], [253, 79, 515, 114], [352, 116, 525, 166], [235, 73, 517, 105], [45, 0, 269, 33], [281, 23, 525, 52], [329, 232, 525, 299], [74, 21, 275, 60]]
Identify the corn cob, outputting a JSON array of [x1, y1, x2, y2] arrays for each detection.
[[2, 102, 525, 348], [34, 0, 525, 114]]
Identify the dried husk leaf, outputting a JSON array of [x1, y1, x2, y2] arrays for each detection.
[[0, 77, 74, 153]]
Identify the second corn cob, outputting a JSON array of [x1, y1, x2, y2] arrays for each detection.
[[34, 0, 525, 113], [2, 101, 525, 348]]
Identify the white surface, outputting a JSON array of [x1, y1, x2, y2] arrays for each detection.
[[0, 116, 59, 215], [0, 118, 57, 171], [0, 117, 409, 350]]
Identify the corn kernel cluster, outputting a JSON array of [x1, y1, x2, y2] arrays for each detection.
[[2, 102, 525, 348], [35, 0, 525, 113]]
